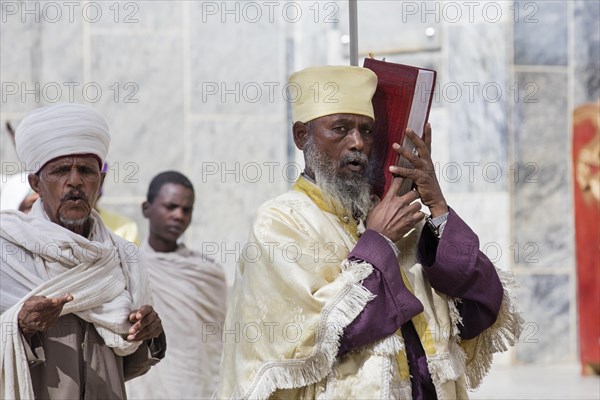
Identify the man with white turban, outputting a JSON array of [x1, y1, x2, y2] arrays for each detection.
[[0, 104, 165, 399], [217, 66, 522, 399]]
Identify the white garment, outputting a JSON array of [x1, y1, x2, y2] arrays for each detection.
[[0, 173, 32, 211], [15, 103, 110, 173], [0, 200, 151, 399], [217, 177, 522, 399], [126, 242, 227, 399]]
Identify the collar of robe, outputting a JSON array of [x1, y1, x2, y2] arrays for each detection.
[[293, 174, 360, 241]]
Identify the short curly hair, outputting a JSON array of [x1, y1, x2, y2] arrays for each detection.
[[146, 171, 194, 203]]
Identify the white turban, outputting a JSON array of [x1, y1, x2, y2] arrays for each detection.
[[15, 104, 110, 173]]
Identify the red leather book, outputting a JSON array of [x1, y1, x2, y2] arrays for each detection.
[[364, 58, 436, 198]]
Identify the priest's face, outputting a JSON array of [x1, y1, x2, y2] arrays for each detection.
[[297, 113, 376, 219], [142, 183, 194, 248], [302, 113, 375, 178], [29, 155, 104, 231]]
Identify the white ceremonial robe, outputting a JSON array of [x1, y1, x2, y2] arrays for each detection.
[[217, 177, 522, 400]]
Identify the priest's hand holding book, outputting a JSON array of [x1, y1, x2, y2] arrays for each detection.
[[366, 177, 425, 243], [366, 123, 448, 243], [388, 123, 448, 219]]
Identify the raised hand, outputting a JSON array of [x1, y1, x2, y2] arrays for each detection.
[[126, 305, 163, 342], [389, 124, 448, 217]]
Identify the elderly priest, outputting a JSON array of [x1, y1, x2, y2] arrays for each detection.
[[217, 66, 522, 399], [1, 104, 165, 399]]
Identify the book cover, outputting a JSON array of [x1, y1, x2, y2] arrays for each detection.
[[363, 58, 437, 198]]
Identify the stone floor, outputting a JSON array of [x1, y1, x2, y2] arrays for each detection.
[[470, 363, 600, 399]]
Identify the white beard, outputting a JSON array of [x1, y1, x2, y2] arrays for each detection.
[[304, 136, 374, 221]]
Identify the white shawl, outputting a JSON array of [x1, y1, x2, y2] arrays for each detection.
[[126, 242, 227, 399], [0, 200, 151, 399]]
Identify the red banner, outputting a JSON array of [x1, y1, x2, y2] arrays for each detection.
[[573, 102, 600, 375]]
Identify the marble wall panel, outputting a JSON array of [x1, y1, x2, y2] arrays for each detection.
[[513, 71, 573, 269], [189, 2, 286, 116], [427, 107, 450, 184], [35, 16, 83, 89], [188, 116, 288, 283], [90, 0, 182, 33], [90, 34, 185, 199], [293, 5, 345, 67], [445, 22, 509, 193], [573, 0, 600, 105], [445, 192, 511, 271], [1, 6, 85, 109], [514, 273, 572, 363], [334, 1, 441, 54], [1, 4, 42, 114], [514, 0, 568, 66]]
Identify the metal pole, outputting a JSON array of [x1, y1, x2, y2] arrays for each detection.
[[349, 0, 358, 66]]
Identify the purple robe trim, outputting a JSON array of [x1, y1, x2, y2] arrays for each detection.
[[417, 208, 503, 339], [339, 208, 503, 400], [337, 229, 423, 356]]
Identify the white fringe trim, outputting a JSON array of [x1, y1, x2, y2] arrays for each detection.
[[383, 343, 412, 400], [349, 332, 405, 357], [370, 334, 405, 356], [428, 341, 468, 387], [242, 260, 374, 400], [447, 297, 463, 339], [465, 268, 524, 390], [389, 379, 413, 400], [348, 333, 408, 399]]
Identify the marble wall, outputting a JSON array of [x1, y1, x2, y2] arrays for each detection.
[[0, 0, 295, 286], [1, 0, 598, 366], [511, 0, 599, 365], [339, 0, 599, 366]]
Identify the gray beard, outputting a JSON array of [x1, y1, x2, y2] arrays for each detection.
[[304, 137, 374, 221], [59, 215, 90, 228]]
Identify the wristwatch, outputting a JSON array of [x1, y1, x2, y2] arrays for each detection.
[[426, 212, 448, 238]]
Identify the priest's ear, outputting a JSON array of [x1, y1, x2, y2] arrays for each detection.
[[292, 121, 310, 151]]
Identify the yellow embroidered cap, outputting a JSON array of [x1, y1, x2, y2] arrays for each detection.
[[288, 65, 377, 123]]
